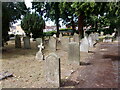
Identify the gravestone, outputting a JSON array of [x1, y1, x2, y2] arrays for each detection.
[[35, 43, 44, 60], [61, 37, 69, 51], [73, 33, 79, 43], [100, 31, 104, 36], [89, 33, 96, 45], [69, 37, 74, 42], [68, 42, 80, 65], [45, 53, 60, 87], [36, 38, 42, 47], [80, 36, 89, 52], [15, 35, 21, 48], [88, 35, 94, 48], [23, 37, 31, 49], [48, 37, 56, 52], [95, 33, 99, 41]]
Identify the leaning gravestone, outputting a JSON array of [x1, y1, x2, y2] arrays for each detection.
[[73, 33, 79, 43], [15, 35, 21, 48], [80, 36, 89, 52], [36, 38, 42, 48], [44, 53, 60, 87], [48, 37, 56, 52], [35, 43, 44, 60], [68, 42, 80, 65], [23, 36, 31, 49]]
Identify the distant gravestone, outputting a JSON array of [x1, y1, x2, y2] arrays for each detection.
[[88, 35, 94, 48], [49, 37, 56, 52], [73, 33, 79, 43], [101, 31, 104, 36], [45, 53, 60, 87], [68, 42, 80, 65], [23, 37, 31, 49], [15, 35, 21, 48], [61, 37, 69, 51], [89, 33, 96, 45], [36, 38, 42, 47], [95, 33, 99, 41], [80, 36, 89, 52], [35, 43, 44, 60]]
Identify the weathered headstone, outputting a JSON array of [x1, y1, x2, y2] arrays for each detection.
[[15, 35, 21, 48], [45, 53, 60, 87], [61, 36, 69, 51], [23, 37, 31, 49], [48, 37, 56, 52], [80, 36, 89, 52], [88, 35, 94, 48], [68, 42, 80, 65], [73, 33, 79, 43], [35, 43, 44, 60], [36, 38, 42, 48], [94, 33, 99, 41]]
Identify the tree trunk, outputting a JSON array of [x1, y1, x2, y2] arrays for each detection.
[[78, 14, 84, 38], [55, 2, 60, 38]]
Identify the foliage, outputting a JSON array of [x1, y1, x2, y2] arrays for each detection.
[[21, 13, 45, 38], [2, 2, 29, 44], [43, 31, 57, 36]]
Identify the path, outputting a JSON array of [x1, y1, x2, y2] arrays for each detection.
[[63, 42, 119, 88]]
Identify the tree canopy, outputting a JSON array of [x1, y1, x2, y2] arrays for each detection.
[[21, 13, 45, 39]]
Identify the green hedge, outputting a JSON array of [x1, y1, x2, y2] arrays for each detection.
[[43, 31, 57, 36]]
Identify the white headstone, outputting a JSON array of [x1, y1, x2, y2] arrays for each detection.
[[35, 43, 44, 60], [80, 36, 89, 52]]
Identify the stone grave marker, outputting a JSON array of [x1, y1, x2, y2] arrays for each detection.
[[23, 36, 31, 49], [80, 36, 89, 52], [36, 38, 42, 47], [35, 43, 44, 60], [44, 53, 60, 87], [88, 35, 94, 48], [61, 36, 70, 51], [48, 36, 56, 52], [68, 42, 80, 65], [73, 33, 79, 43], [15, 35, 21, 48]]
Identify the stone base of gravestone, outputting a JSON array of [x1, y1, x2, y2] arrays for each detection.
[[68, 42, 80, 65], [80, 37, 89, 52], [48, 37, 56, 52], [15, 35, 21, 48], [44, 53, 60, 88], [23, 37, 31, 49]]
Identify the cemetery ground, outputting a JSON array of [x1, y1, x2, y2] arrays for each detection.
[[0, 39, 119, 88]]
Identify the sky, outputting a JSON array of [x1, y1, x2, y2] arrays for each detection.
[[14, 0, 65, 28]]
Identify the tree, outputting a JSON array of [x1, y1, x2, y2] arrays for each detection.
[[21, 13, 45, 39], [59, 2, 77, 35], [2, 2, 29, 45], [32, 2, 60, 37], [72, 2, 96, 38]]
